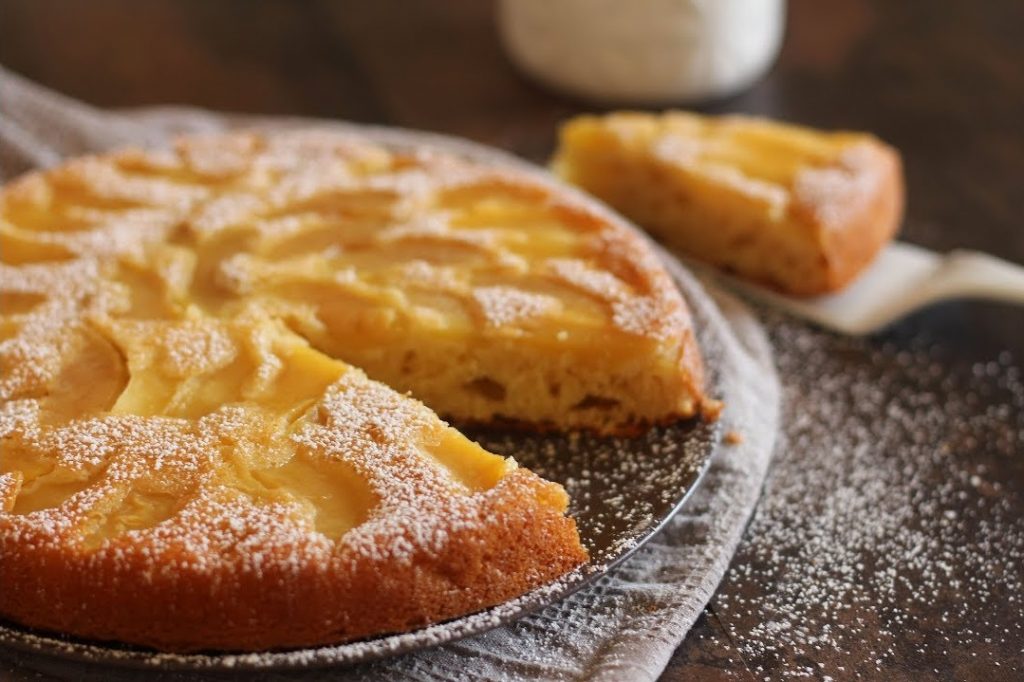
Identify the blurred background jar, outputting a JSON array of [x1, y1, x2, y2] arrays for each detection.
[[498, 0, 786, 105]]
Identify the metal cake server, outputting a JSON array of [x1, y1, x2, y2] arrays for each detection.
[[696, 242, 1024, 335]]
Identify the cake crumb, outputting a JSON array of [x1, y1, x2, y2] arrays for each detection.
[[701, 397, 725, 421]]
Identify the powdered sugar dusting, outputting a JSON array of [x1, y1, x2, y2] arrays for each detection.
[[611, 295, 685, 339], [472, 286, 560, 327], [716, 311, 1024, 679], [0, 259, 103, 400], [652, 133, 789, 213], [547, 258, 632, 302], [160, 321, 238, 377], [793, 144, 884, 229]]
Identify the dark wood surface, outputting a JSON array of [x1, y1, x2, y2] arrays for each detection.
[[1, 1, 1022, 679]]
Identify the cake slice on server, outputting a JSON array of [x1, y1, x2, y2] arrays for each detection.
[[553, 111, 904, 296]]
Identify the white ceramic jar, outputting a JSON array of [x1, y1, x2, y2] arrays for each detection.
[[499, 0, 785, 104]]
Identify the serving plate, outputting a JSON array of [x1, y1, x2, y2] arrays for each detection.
[[0, 124, 727, 673]]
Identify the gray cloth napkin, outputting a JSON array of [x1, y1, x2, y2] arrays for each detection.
[[0, 67, 779, 682]]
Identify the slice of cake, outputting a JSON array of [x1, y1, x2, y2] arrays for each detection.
[[552, 111, 904, 296]]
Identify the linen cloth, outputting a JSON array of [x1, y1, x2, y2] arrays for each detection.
[[0, 67, 780, 682]]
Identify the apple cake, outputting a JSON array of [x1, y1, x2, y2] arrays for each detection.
[[0, 129, 709, 652], [553, 111, 904, 296]]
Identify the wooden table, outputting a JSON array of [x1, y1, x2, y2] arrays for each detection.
[[2, 1, 1022, 679]]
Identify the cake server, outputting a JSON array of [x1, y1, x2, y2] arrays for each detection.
[[694, 241, 1024, 335]]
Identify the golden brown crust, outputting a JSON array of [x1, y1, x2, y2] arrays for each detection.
[[0, 470, 584, 652]]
